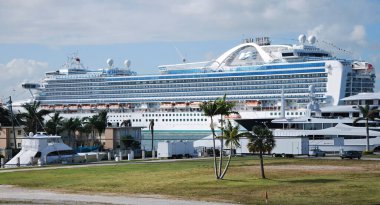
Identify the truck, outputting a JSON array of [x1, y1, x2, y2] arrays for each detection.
[[236, 137, 309, 157], [271, 137, 309, 157], [157, 141, 196, 159]]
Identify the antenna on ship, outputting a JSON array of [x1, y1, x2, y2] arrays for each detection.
[[174, 46, 187, 63]]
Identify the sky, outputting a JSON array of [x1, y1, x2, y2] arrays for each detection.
[[0, 0, 380, 103]]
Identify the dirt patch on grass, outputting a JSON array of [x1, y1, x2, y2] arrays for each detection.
[[266, 165, 365, 171], [241, 164, 366, 174]]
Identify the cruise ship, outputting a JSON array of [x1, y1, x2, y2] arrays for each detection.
[[21, 35, 375, 131]]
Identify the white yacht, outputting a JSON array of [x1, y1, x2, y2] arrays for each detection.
[[20, 35, 375, 132], [271, 92, 380, 152], [5, 133, 104, 167]]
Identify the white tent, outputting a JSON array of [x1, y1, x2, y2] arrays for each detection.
[[193, 134, 221, 148], [273, 123, 380, 137]]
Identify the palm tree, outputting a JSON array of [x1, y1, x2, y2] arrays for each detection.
[[45, 112, 64, 135], [82, 111, 108, 149], [83, 115, 99, 146], [0, 106, 15, 149], [353, 105, 379, 152], [215, 95, 237, 177], [200, 95, 238, 180], [80, 117, 93, 146], [200, 98, 222, 179], [94, 110, 108, 150], [0, 106, 12, 126], [18, 101, 50, 133], [219, 120, 243, 179], [63, 118, 74, 146], [149, 119, 154, 152], [245, 125, 276, 179]]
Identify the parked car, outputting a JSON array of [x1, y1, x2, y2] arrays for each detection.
[[309, 148, 326, 157], [340, 151, 362, 159]]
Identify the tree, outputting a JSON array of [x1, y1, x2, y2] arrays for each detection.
[[18, 101, 50, 133], [79, 117, 93, 146], [215, 95, 237, 178], [149, 119, 154, 152], [245, 125, 276, 179], [200, 97, 222, 179], [45, 112, 64, 135], [83, 111, 108, 149], [0, 106, 12, 127], [121, 135, 141, 150], [63, 117, 82, 147], [94, 110, 108, 150], [83, 115, 99, 146], [353, 105, 379, 152], [218, 120, 243, 179], [200, 95, 238, 180], [0, 106, 15, 149]]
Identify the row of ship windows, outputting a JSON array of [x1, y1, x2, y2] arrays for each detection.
[[270, 112, 306, 116], [345, 88, 374, 92], [41, 84, 326, 98], [47, 73, 328, 87], [39, 89, 327, 100], [119, 118, 209, 123], [45, 79, 328, 93], [49, 67, 326, 83], [347, 72, 376, 77], [142, 113, 203, 117], [104, 68, 327, 82], [39, 94, 326, 104], [155, 118, 207, 122], [346, 84, 374, 88]]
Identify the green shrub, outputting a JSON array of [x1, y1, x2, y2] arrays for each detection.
[[362, 151, 374, 155]]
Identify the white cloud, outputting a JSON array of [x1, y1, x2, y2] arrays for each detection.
[[350, 25, 367, 45], [0, 59, 49, 102], [0, 0, 378, 45]]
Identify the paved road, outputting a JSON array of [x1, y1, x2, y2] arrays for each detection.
[[0, 185, 233, 205]]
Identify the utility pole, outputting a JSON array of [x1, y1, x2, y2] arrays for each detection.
[[7, 96, 17, 151]]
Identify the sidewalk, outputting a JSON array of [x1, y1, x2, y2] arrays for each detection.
[[0, 185, 233, 205]]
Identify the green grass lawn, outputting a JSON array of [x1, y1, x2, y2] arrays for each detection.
[[0, 157, 379, 205]]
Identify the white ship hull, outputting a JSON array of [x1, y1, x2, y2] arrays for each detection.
[[59, 108, 308, 131]]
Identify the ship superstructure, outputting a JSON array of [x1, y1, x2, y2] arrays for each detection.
[[22, 35, 375, 131]]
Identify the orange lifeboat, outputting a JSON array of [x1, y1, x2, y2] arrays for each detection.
[[225, 113, 241, 119], [41, 105, 50, 110], [82, 104, 91, 110], [175, 102, 188, 108], [97, 104, 107, 110], [55, 105, 64, 110], [245, 100, 261, 107], [69, 105, 78, 110], [109, 104, 120, 110], [160, 102, 174, 108], [190, 102, 202, 108]]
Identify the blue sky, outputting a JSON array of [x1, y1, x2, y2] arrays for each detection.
[[0, 0, 379, 102]]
